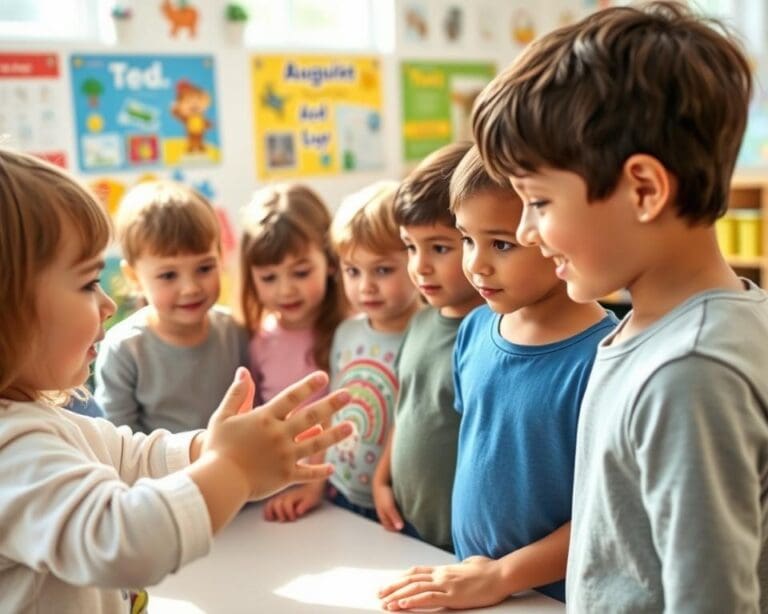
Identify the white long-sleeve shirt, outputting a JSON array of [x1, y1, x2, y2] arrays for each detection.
[[0, 400, 212, 613]]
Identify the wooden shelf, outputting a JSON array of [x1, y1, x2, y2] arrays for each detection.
[[726, 175, 768, 287]]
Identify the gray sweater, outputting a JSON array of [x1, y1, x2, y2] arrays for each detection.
[[567, 281, 768, 613], [95, 306, 248, 433]]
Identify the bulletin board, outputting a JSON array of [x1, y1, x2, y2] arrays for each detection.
[[251, 54, 385, 179], [70, 54, 220, 173], [401, 61, 496, 162], [0, 53, 68, 167]]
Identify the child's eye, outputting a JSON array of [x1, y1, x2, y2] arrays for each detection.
[[259, 273, 276, 283], [492, 240, 514, 252], [82, 279, 102, 292], [404, 244, 416, 253], [158, 271, 177, 281], [461, 236, 474, 247], [433, 244, 451, 255], [294, 268, 312, 278], [198, 264, 216, 274], [343, 267, 359, 278], [375, 266, 394, 276], [528, 199, 549, 209]]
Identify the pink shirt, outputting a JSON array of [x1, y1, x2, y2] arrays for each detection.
[[248, 313, 327, 405]]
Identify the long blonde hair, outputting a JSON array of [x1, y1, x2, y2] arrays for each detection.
[[0, 150, 111, 401], [239, 183, 346, 372]]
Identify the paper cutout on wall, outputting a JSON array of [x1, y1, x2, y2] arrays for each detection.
[[161, 0, 199, 38], [70, 54, 220, 173], [403, 2, 429, 42]]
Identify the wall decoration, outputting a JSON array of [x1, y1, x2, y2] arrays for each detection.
[[442, 5, 464, 43], [512, 9, 536, 45], [70, 54, 220, 173], [401, 61, 495, 162], [252, 55, 385, 179], [403, 1, 429, 43], [0, 53, 68, 167], [161, 0, 199, 38]]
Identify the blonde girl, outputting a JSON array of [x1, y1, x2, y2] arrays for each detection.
[[0, 149, 351, 612], [239, 183, 347, 405]]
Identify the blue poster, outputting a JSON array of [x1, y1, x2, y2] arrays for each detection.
[[70, 54, 220, 172]]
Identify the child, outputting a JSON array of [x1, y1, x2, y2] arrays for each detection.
[[95, 181, 249, 433], [239, 183, 347, 405], [471, 2, 768, 611], [265, 180, 422, 522], [372, 141, 483, 552], [379, 146, 617, 610], [0, 149, 353, 612]]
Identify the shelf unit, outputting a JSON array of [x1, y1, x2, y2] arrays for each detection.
[[727, 174, 768, 287]]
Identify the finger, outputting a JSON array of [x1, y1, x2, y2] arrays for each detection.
[[377, 574, 434, 598], [387, 507, 404, 531], [293, 420, 353, 459], [295, 496, 314, 517], [380, 507, 402, 532], [392, 590, 446, 611], [295, 424, 323, 442], [381, 581, 442, 608], [285, 388, 351, 439], [211, 368, 252, 422], [262, 371, 330, 421], [264, 499, 276, 521], [237, 369, 256, 414], [274, 499, 290, 522]]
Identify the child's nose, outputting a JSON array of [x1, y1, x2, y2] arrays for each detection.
[[415, 253, 432, 275], [516, 207, 540, 247], [464, 248, 490, 276]]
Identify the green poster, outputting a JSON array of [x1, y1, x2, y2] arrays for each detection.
[[401, 61, 496, 162]]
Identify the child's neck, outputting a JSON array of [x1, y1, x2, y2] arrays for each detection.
[[618, 226, 743, 343], [148, 309, 210, 347], [499, 287, 605, 346], [368, 301, 421, 334]]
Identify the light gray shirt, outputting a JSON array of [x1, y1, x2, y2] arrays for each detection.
[[95, 305, 248, 433], [567, 280, 768, 613]]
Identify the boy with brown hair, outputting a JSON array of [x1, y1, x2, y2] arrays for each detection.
[[379, 146, 616, 609], [472, 2, 768, 611], [95, 180, 248, 433], [372, 141, 483, 551]]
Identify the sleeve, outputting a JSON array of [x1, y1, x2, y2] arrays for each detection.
[[0, 419, 211, 589], [94, 332, 142, 432], [452, 319, 467, 416], [247, 334, 265, 406], [629, 356, 767, 613]]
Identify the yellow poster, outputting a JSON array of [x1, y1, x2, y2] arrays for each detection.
[[252, 55, 384, 179]]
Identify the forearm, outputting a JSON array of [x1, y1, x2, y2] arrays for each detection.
[[496, 522, 570, 595], [373, 427, 395, 486], [185, 452, 250, 534]]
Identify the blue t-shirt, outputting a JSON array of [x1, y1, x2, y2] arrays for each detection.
[[451, 305, 617, 602]]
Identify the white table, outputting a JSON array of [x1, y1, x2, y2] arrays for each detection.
[[151, 502, 565, 613]]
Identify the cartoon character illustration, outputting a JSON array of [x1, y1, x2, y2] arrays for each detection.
[[161, 0, 199, 38], [171, 79, 211, 154]]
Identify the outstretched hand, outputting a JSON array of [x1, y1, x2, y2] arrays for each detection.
[[188, 367, 352, 533]]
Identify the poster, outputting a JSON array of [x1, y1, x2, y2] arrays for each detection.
[[0, 53, 68, 167], [252, 54, 384, 179], [401, 61, 496, 162], [70, 54, 220, 173]]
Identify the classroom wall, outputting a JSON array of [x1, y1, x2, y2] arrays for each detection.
[[0, 0, 584, 223]]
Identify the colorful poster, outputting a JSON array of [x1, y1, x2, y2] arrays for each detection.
[[0, 53, 68, 167], [401, 61, 496, 162], [252, 55, 384, 179], [70, 54, 220, 173]]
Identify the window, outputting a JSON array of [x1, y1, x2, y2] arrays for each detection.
[[0, 0, 111, 42]]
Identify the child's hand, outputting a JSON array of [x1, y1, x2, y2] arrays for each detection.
[[263, 480, 326, 522], [372, 481, 404, 532], [378, 556, 506, 611], [189, 367, 352, 532]]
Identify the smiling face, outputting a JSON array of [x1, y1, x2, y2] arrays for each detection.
[[340, 245, 421, 332], [15, 229, 116, 396], [249, 244, 331, 330], [455, 189, 563, 315], [124, 242, 221, 342], [510, 166, 639, 303], [399, 223, 482, 318]]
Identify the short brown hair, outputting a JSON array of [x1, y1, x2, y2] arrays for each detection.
[[116, 180, 220, 264], [394, 141, 472, 227], [331, 180, 403, 256], [449, 145, 520, 212], [0, 149, 110, 400], [473, 1, 751, 224]]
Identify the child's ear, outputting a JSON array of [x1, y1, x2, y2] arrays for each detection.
[[120, 259, 141, 291], [621, 154, 674, 223]]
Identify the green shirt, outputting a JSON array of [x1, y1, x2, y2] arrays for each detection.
[[391, 307, 465, 551]]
